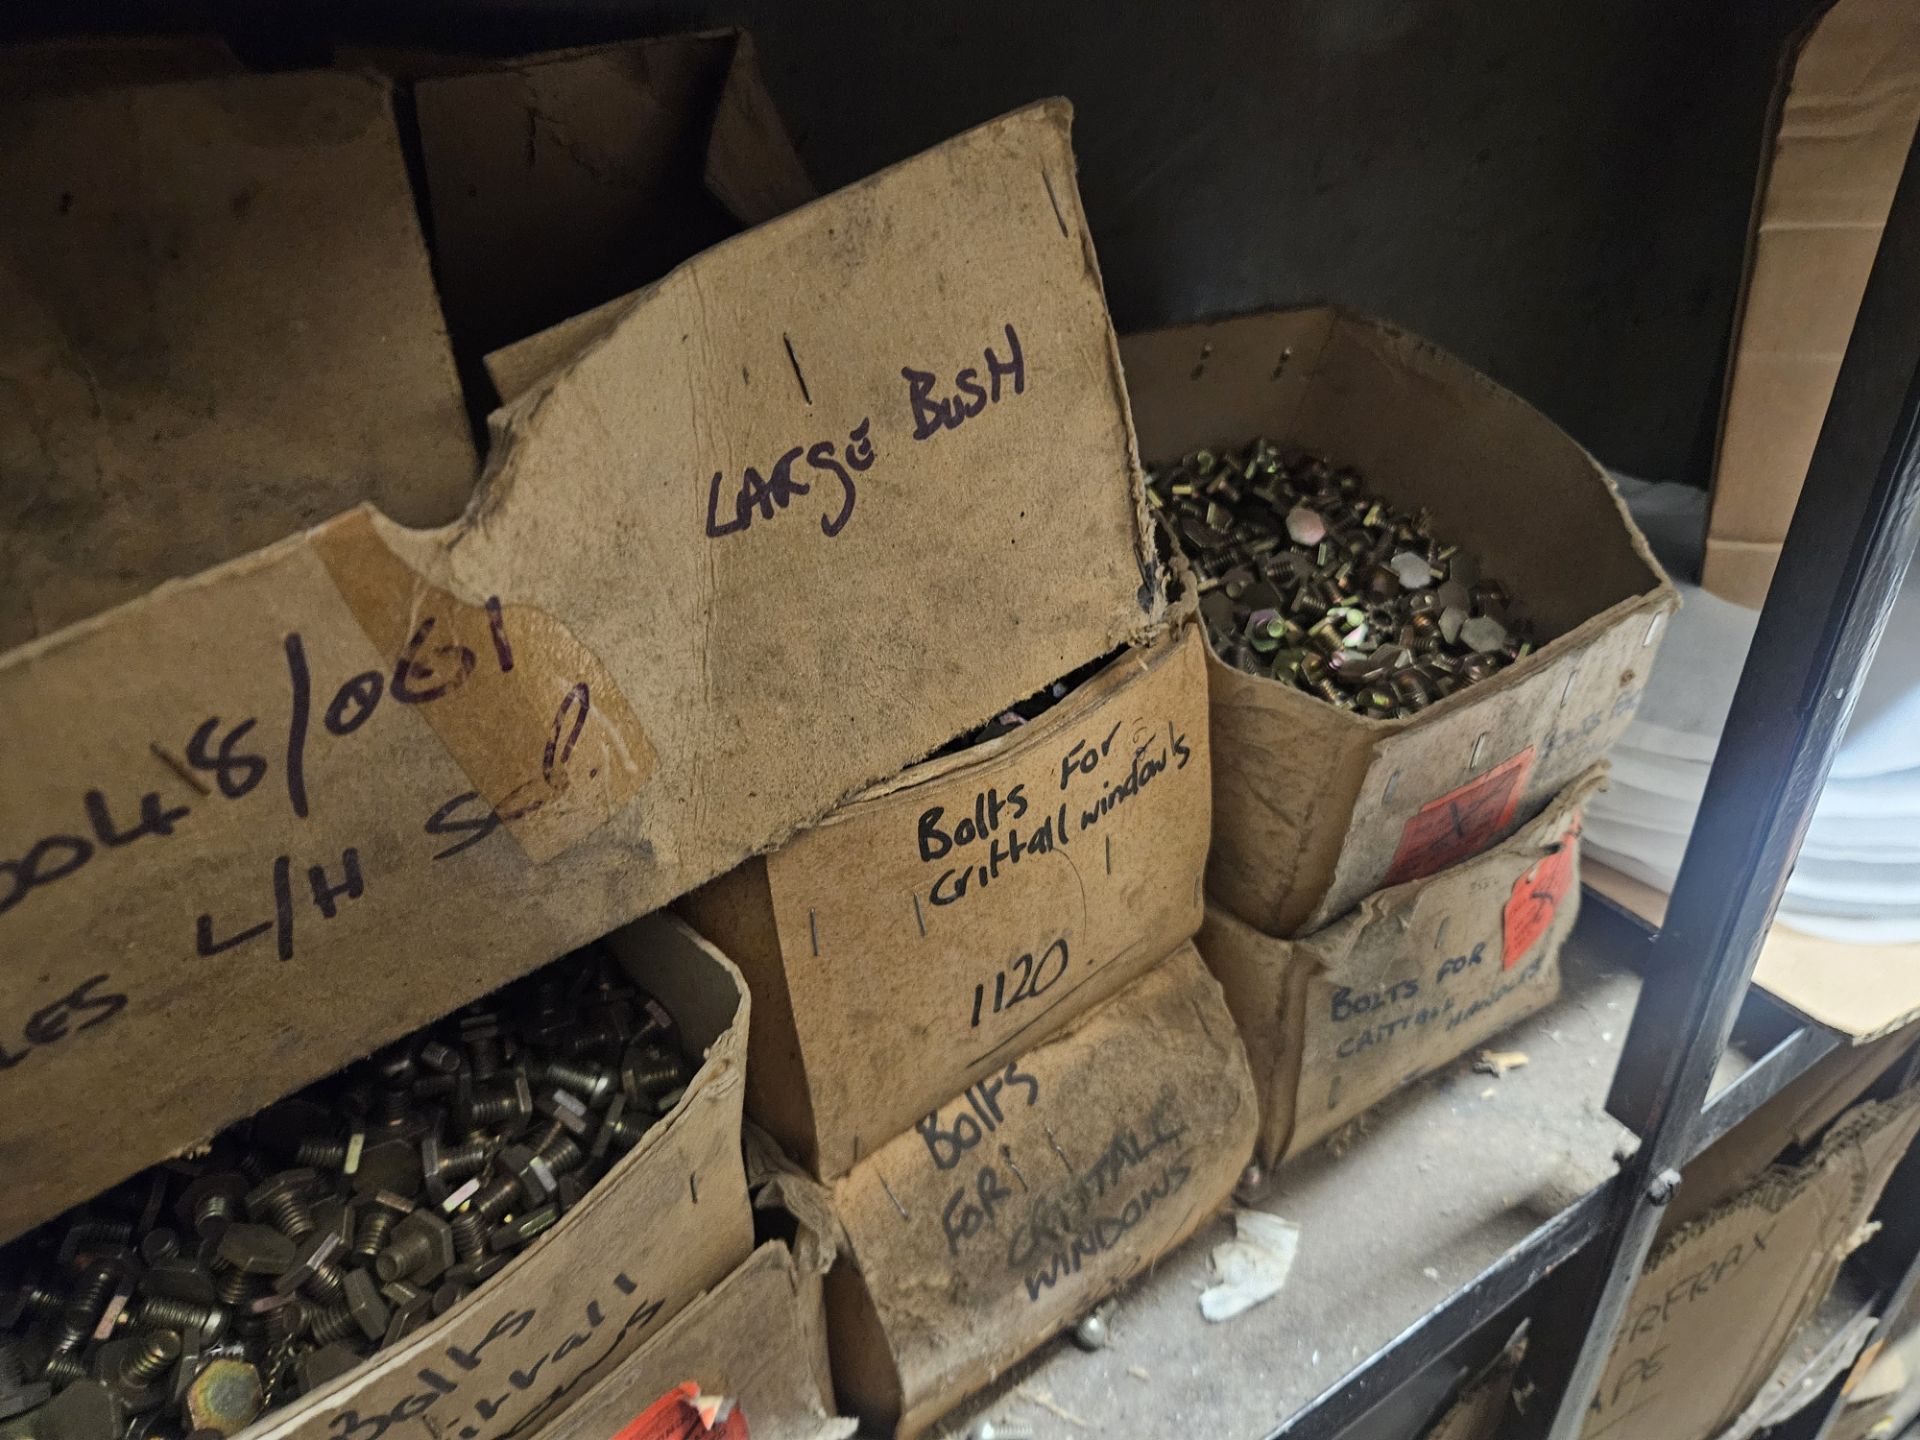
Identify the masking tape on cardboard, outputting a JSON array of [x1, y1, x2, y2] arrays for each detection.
[[313, 510, 654, 863]]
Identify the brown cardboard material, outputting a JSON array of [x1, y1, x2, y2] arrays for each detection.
[[1581, 1091, 1920, 1440], [0, 102, 1163, 1244], [1122, 308, 1675, 936], [680, 625, 1210, 1179], [534, 1244, 854, 1440], [247, 913, 753, 1440], [812, 946, 1254, 1439], [1424, 1335, 1524, 1440], [0, 59, 476, 651], [1200, 771, 1600, 1167], [1585, 860, 1920, 1041], [1705, 0, 1920, 606], [414, 31, 814, 366]]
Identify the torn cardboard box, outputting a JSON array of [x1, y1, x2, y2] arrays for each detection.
[[1122, 307, 1674, 936], [412, 31, 814, 367], [534, 1243, 853, 1440], [1200, 769, 1601, 1167], [1705, 0, 1920, 606], [680, 625, 1209, 1179], [0, 102, 1163, 1243], [798, 945, 1254, 1440], [245, 913, 753, 1440], [0, 56, 477, 651], [1582, 1090, 1920, 1440]]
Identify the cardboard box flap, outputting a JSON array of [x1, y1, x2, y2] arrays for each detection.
[[414, 30, 814, 363], [0, 61, 476, 651], [1704, 0, 1920, 605], [536, 1244, 855, 1440], [0, 101, 1160, 1243], [250, 912, 754, 1440], [1585, 1090, 1920, 1440], [1584, 862, 1920, 1041]]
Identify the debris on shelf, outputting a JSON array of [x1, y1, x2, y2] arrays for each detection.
[[1199, 1210, 1301, 1322], [1475, 1048, 1530, 1077]]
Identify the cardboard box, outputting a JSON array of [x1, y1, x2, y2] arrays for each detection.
[[1581, 1090, 1920, 1440], [1424, 1336, 1523, 1440], [1200, 770, 1599, 1167], [532, 1243, 853, 1440], [411, 32, 814, 367], [242, 913, 753, 1440], [1122, 307, 1675, 937], [1704, 0, 1920, 606], [0, 55, 477, 652], [0, 102, 1165, 1244], [795, 945, 1254, 1440], [680, 625, 1210, 1178]]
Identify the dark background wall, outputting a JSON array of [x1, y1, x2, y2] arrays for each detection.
[[13, 0, 1824, 482]]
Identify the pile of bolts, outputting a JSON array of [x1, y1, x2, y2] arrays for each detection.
[[0, 943, 691, 1440], [1147, 438, 1533, 718]]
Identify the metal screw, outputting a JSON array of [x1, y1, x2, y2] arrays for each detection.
[[1646, 1168, 1682, 1207], [1070, 1312, 1110, 1351]]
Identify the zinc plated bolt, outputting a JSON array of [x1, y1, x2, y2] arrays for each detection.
[[374, 1212, 455, 1286]]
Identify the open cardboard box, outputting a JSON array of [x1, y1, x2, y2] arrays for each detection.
[[0, 30, 811, 654], [1122, 307, 1675, 937], [4, 913, 751, 1440], [680, 624, 1210, 1179], [1199, 768, 1599, 1168], [0, 103, 1165, 1243]]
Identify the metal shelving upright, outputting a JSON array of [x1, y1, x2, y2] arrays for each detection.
[[1264, 124, 1920, 1440]]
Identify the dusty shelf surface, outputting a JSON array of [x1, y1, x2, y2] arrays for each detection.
[[924, 913, 1640, 1440]]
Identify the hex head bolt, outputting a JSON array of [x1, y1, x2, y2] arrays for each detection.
[[374, 1211, 455, 1286], [131, 1298, 229, 1345], [351, 1194, 413, 1266], [341, 1272, 388, 1343], [98, 1330, 179, 1412], [246, 1171, 317, 1241], [0, 1341, 52, 1420], [421, 1137, 493, 1205], [175, 1173, 248, 1244], [183, 1358, 263, 1436], [469, 1074, 533, 1131], [53, 1263, 121, 1355], [212, 1224, 294, 1309], [538, 1059, 613, 1107]]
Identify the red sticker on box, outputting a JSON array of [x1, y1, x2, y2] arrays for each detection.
[[1502, 821, 1580, 968], [1383, 747, 1536, 887], [613, 1384, 749, 1440]]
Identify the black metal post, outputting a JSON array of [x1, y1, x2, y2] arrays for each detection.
[[1543, 127, 1920, 1440]]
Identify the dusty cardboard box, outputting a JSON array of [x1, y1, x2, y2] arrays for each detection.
[[0, 913, 752, 1440], [776, 944, 1254, 1440], [0, 102, 1163, 1244], [0, 50, 477, 652], [532, 1243, 853, 1440], [0, 30, 811, 655], [409, 32, 813, 368], [1122, 307, 1674, 937], [1704, 0, 1920, 606], [680, 624, 1210, 1179], [1200, 769, 1600, 1167], [1581, 1090, 1920, 1440]]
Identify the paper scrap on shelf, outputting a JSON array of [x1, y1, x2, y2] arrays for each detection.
[[1200, 1209, 1300, 1322]]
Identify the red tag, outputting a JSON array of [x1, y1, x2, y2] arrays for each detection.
[[613, 1384, 749, 1440], [1502, 820, 1581, 968], [1384, 747, 1535, 887]]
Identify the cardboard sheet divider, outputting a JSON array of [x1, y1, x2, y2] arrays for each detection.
[[796, 944, 1256, 1440], [679, 623, 1212, 1179], [1121, 306, 1675, 938], [243, 912, 754, 1440], [0, 101, 1165, 1244], [1582, 1090, 1920, 1440], [1200, 768, 1603, 1167], [532, 1243, 855, 1440]]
